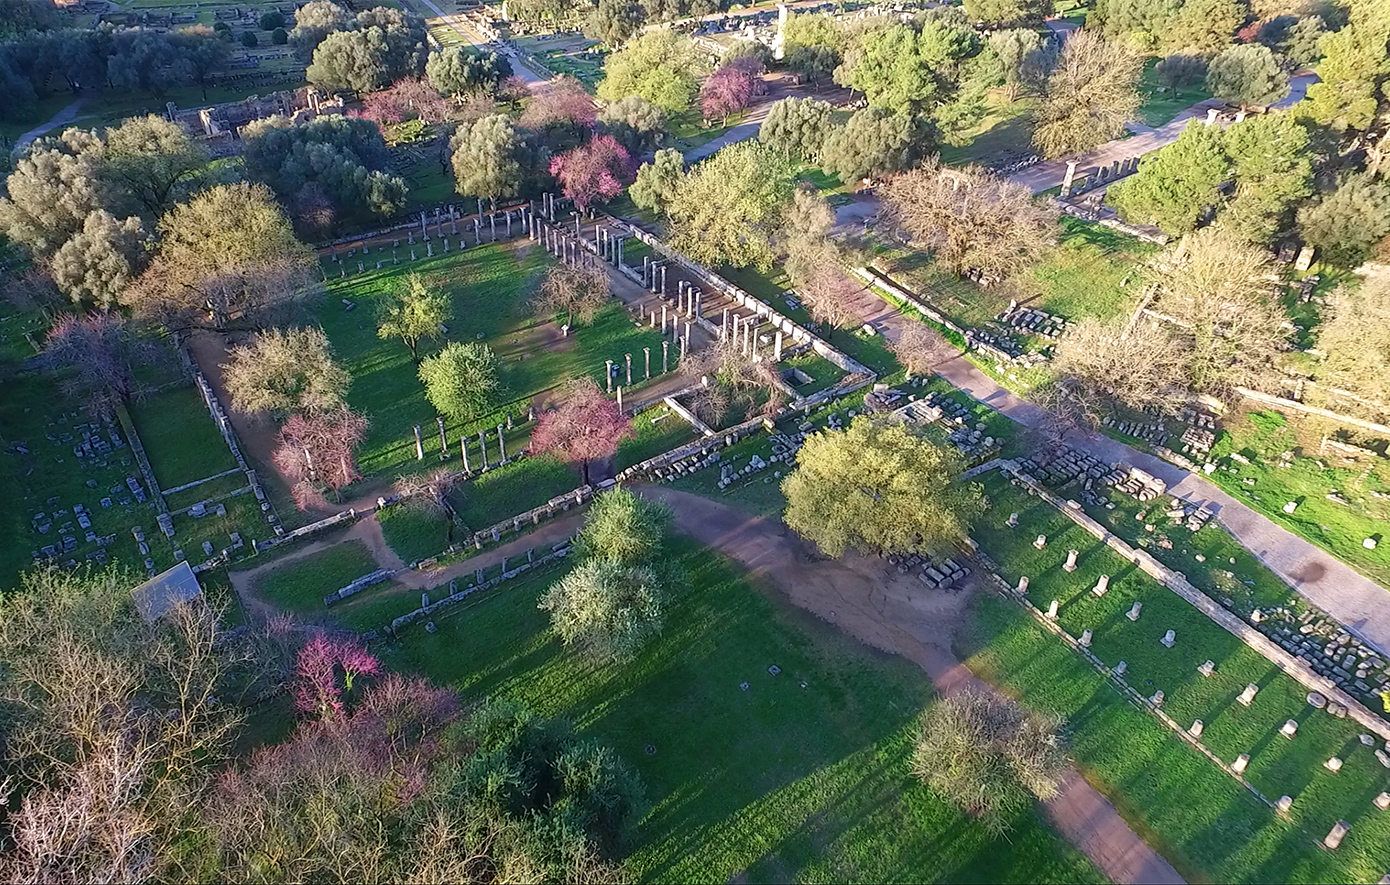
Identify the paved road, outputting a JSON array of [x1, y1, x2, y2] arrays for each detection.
[[842, 283, 1390, 655], [682, 97, 778, 163], [1009, 73, 1317, 194], [12, 97, 84, 153]]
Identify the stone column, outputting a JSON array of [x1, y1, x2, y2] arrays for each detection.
[[617, 237, 624, 268], [461, 436, 471, 473], [413, 425, 424, 460], [478, 430, 489, 470], [1060, 160, 1078, 197], [616, 385, 623, 412], [661, 304, 667, 335], [773, 329, 783, 361], [625, 353, 632, 385], [437, 416, 448, 458], [1205, 107, 1219, 126], [644, 346, 651, 379], [660, 265, 667, 296], [605, 359, 614, 393], [1064, 549, 1078, 572], [722, 308, 729, 340], [662, 340, 669, 374], [497, 424, 506, 462]]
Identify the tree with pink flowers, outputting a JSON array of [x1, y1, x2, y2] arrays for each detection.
[[548, 134, 635, 214], [273, 405, 370, 510], [700, 65, 754, 126], [530, 378, 631, 484], [292, 633, 383, 719]]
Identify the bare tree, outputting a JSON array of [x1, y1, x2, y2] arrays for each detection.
[[44, 312, 156, 416], [890, 320, 954, 376], [533, 262, 611, 329], [1052, 315, 1189, 422], [223, 327, 350, 418], [394, 467, 466, 545], [798, 261, 862, 332], [1032, 30, 1143, 159], [882, 160, 1058, 279], [681, 337, 786, 425], [1150, 228, 1288, 397]]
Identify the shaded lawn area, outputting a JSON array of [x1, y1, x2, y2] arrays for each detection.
[[319, 242, 669, 479], [615, 404, 700, 471], [382, 538, 1102, 884], [129, 385, 237, 489], [781, 351, 846, 396], [670, 107, 747, 152], [254, 541, 377, 612], [966, 594, 1390, 884], [1138, 58, 1214, 128], [1205, 410, 1390, 588], [937, 94, 1036, 168], [971, 471, 1390, 880]]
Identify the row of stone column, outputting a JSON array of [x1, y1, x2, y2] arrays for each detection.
[[412, 413, 536, 472], [719, 307, 783, 362]]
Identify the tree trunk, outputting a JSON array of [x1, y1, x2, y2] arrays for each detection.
[[581, 459, 590, 485]]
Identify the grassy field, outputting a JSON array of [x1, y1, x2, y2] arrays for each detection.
[[937, 94, 1036, 168], [970, 471, 1390, 881], [319, 241, 670, 480], [382, 538, 1102, 883], [129, 386, 238, 488], [967, 594, 1390, 884], [1204, 409, 1390, 587], [254, 541, 378, 612], [1137, 58, 1214, 128], [615, 404, 700, 471]]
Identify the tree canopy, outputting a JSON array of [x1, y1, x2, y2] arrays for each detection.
[[667, 141, 794, 272], [377, 272, 451, 362], [1108, 120, 1229, 236], [418, 340, 501, 422], [758, 97, 835, 164], [596, 29, 704, 112], [1206, 44, 1290, 107], [305, 7, 427, 93], [426, 44, 512, 96], [449, 114, 536, 202], [224, 326, 351, 417], [1032, 30, 1143, 158], [782, 416, 984, 558]]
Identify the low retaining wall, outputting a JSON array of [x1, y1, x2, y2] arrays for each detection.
[[383, 541, 574, 634], [999, 460, 1390, 742], [325, 568, 394, 606]]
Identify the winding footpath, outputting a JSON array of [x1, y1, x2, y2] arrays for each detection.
[[12, 97, 84, 153], [841, 283, 1390, 656], [640, 485, 1186, 885]]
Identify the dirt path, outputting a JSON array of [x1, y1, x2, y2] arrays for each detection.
[[13, 97, 84, 152], [227, 516, 392, 622], [638, 484, 1185, 885]]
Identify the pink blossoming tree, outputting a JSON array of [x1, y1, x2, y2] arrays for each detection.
[[548, 134, 635, 213], [530, 378, 632, 484], [700, 65, 754, 126], [293, 634, 383, 719]]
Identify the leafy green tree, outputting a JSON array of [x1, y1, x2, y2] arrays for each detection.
[[288, 0, 354, 61], [782, 416, 984, 558], [1094, 0, 1179, 52], [574, 487, 673, 565], [1155, 52, 1206, 90], [1317, 276, 1390, 416], [598, 94, 667, 153], [584, 0, 644, 49], [1206, 44, 1290, 107], [668, 141, 793, 271], [912, 689, 1068, 837], [758, 96, 834, 163], [102, 115, 208, 217], [1167, 0, 1245, 54], [1279, 14, 1327, 68], [224, 326, 350, 417], [418, 341, 501, 422], [782, 11, 843, 84], [988, 28, 1047, 100], [833, 20, 980, 115], [259, 10, 286, 30], [1033, 30, 1143, 158], [822, 107, 924, 183], [962, 0, 1050, 26], [306, 7, 427, 93], [628, 148, 684, 215], [240, 29, 259, 47], [449, 114, 535, 203], [596, 29, 703, 113], [1299, 1, 1390, 132], [1222, 114, 1312, 244], [0, 0, 56, 38], [425, 45, 512, 96], [49, 211, 148, 310], [0, 130, 123, 257], [540, 558, 663, 662], [242, 114, 408, 223], [377, 272, 451, 362], [172, 23, 234, 100], [271, 26, 288, 45], [1297, 173, 1390, 266], [1108, 120, 1228, 235]]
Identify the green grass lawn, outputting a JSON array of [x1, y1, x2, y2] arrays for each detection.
[[129, 385, 237, 489], [970, 471, 1390, 880], [1205, 409, 1390, 588], [382, 537, 1102, 883], [456, 453, 579, 528], [937, 94, 1036, 168], [615, 404, 699, 471], [378, 502, 451, 564], [319, 241, 670, 481], [670, 107, 747, 153], [1138, 59, 1214, 128], [781, 351, 847, 396], [967, 594, 1390, 884], [254, 541, 378, 612]]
